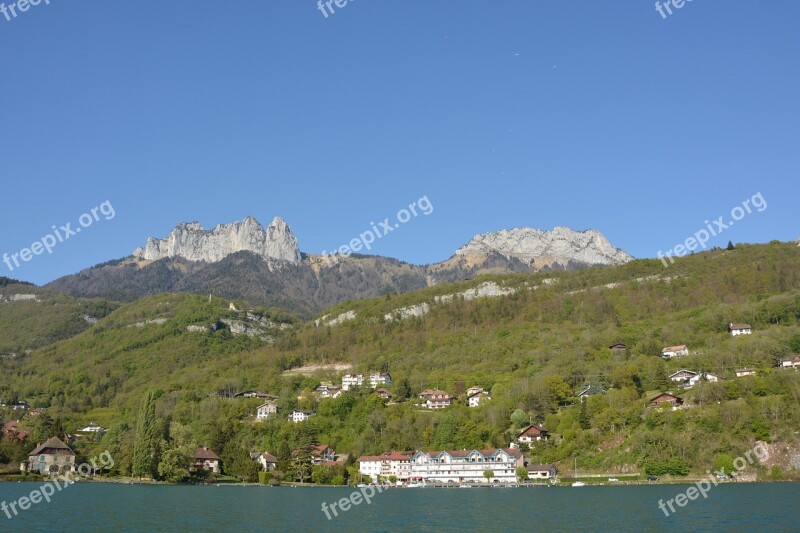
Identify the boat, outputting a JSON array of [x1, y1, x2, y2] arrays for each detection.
[[571, 459, 586, 487]]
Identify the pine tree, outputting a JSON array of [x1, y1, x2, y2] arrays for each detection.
[[132, 390, 157, 479], [727, 241, 735, 250], [579, 401, 591, 430]]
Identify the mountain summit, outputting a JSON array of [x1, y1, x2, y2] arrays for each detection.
[[133, 216, 301, 263], [454, 226, 634, 270]]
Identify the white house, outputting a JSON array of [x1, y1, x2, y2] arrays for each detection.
[[515, 424, 550, 447], [253, 452, 277, 471], [729, 323, 752, 336], [256, 401, 279, 420], [409, 448, 524, 484], [78, 422, 106, 433], [735, 368, 756, 378], [668, 370, 698, 383], [687, 373, 721, 387], [780, 355, 800, 369], [418, 389, 455, 409], [288, 409, 315, 423], [662, 345, 689, 359], [467, 390, 491, 407], [357, 451, 414, 482], [341, 373, 392, 391], [526, 464, 557, 481]]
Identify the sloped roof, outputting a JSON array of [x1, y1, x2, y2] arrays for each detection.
[[195, 447, 220, 460], [29, 437, 75, 457]]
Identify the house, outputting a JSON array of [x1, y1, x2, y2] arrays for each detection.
[[256, 401, 279, 420], [194, 448, 221, 474], [25, 437, 76, 475], [78, 422, 106, 433], [780, 355, 800, 369], [341, 372, 392, 391], [374, 388, 393, 400], [2, 420, 27, 442], [466, 386, 485, 397], [467, 389, 491, 407], [253, 452, 278, 471], [11, 401, 29, 411], [418, 389, 455, 409], [288, 409, 315, 423], [578, 384, 607, 402], [669, 370, 698, 383], [649, 393, 684, 408], [729, 323, 752, 336], [736, 368, 756, 378], [687, 373, 721, 388], [410, 448, 524, 484], [233, 391, 276, 399], [662, 345, 689, 359], [357, 451, 415, 482], [315, 383, 342, 398], [527, 464, 557, 481], [311, 444, 337, 465], [515, 424, 550, 446]]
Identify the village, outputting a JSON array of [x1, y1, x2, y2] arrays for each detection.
[[3, 320, 796, 487]]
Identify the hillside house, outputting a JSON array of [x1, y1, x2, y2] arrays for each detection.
[[256, 401, 279, 420], [357, 451, 415, 482], [687, 373, 721, 388], [341, 373, 392, 391], [253, 452, 277, 471], [316, 383, 342, 398], [234, 391, 275, 399], [515, 424, 550, 447], [288, 409, 315, 423], [374, 388, 393, 400], [609, 343, 627, 352], [78, 422, 106, 433], [466, 386, 485, 397], [467, 389, 491, 407], [578, 384, 607, 402], [668, 370, 698, 383], [729, 323, 752, 336], [649, 393, 684, 408], [194, 448, 221, 474], [311, 445, 337, 465], [780, 355, 800, 369], [662, 345, 689, 359], [736, 368, 757, 378], [25, 437, 76, 475], [418, 389, 455, 410]]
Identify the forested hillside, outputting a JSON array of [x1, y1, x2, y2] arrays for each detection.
[[2, 243, 799, 483]]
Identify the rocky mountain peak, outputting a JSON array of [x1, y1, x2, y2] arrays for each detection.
[[133, 216, 301, 263], [455, 226, 633, 269]]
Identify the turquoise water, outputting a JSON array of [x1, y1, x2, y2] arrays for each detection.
[[0, 482, 798, 532]]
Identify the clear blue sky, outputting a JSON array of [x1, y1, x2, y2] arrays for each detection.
[[1, 1, 798, 285]]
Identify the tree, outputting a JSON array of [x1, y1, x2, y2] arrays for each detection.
[[132, 390, 158, 479], [579, 401, 591, 430], [510, 409, 529, 429], [483, 470, 494, 483], [727, 241, 735, 251], [515, 466, 529, 483]]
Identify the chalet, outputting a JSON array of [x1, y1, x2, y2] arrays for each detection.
[[410, 448, 524, 484], [418, 389, 455, 410], [357, 451, 415, 482], [527, 464, 557, 481], [374, 388, 393, 400], [662, 345, 689, 359], [341, 372, 392, 391], [735, 368, 757, 378], [194, 447, 221, 474], [649, 393, 684, 408], [729, 323, 752, 336], [25, 437, 76, 475], [516, 424, 550, 446], [78, 422, 106, 433], [253, 452, 277, 471], [467, 390, 491, 407], [669, 370, 698, 383], [687, 373, 721, 388], [256, 401, 279, 421], [578, 384, 607, 402], [780, 355, 800, 369], [288, 409, 315, 423], [466, 386, 485, 397], [311, 444, 337, 465]]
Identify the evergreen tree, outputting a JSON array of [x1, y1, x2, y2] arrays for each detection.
[[132, 390, 158, 479], [579, 401, 591, 430], [727, 241, 735, 250]]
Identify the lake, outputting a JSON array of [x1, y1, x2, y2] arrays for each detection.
[[0, 482, 798, 532]]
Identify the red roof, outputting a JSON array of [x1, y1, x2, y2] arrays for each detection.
[[517, 424, 549, 438], [195, 447, 220, 460]]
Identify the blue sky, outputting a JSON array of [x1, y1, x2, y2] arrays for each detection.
[[1, 1, 798, 285]]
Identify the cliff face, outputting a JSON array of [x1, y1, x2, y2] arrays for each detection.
[[133, 216, 301, 263]]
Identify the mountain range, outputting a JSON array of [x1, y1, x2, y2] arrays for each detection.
[[46, 217, 633, 318]]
